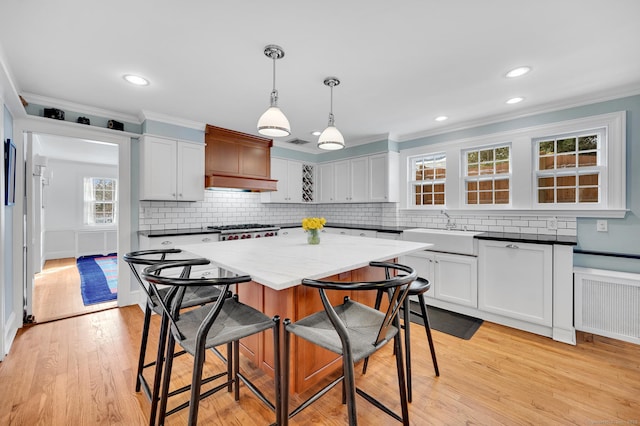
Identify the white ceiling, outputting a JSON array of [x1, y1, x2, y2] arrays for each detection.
[[33, 134, 118, 166], [2, 1, 639, 152]]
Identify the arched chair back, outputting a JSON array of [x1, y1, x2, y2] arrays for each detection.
[[283, 261, 417, 425]]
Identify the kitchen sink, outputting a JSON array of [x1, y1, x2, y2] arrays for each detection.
[[402, 228, 483, 255]]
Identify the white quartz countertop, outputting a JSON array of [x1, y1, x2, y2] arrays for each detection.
[[178, 233, 432, 290]]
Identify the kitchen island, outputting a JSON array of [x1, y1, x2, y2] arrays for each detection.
[[178, 233, 431, 393]]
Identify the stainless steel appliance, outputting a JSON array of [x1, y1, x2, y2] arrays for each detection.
[[208, 224, 279, 241]]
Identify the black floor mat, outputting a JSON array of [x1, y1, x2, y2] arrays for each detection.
[[406, 301, 483, 340]]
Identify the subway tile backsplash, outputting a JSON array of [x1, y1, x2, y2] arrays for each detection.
[[138, 191, 577, 236]]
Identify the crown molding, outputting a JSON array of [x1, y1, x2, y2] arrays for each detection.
[[396, 84, 640, 143], [139, 110, 205, 131], [21, 92, 141, 124]]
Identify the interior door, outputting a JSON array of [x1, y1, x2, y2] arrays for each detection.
[[24, 132, 34, 319]]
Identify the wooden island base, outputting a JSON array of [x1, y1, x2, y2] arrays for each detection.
[[236, 262, 389, 394]]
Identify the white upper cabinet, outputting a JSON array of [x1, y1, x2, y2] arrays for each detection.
[[334, 157, 368, 202], [318, 162, 336, 203], [265, 151, 399, 204], [261, 158, 305, 203], [139, 135, 204, 201], [369, 152, 399, 202]]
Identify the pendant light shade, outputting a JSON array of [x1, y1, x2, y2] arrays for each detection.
[[257, 106, 291, 137], [317, 77, 345, 150], [257, 45, 290, 137]]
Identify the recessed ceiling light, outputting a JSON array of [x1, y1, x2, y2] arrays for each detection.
[[123, 74, 149, 86], [505, 66, 531, 78], [311, 130, 322, 136], [434, 116, 448, 122], [506, 97, 524, 104]]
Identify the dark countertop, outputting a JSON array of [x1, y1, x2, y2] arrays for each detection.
[[475, 232, 577, 246], [138, 228, 221, 237], [138, 226, 577, 245], [276, 222, 409, 234]]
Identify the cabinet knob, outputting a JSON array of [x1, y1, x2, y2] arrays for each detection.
[[179, 193, 183, 197], [506, 244, 519, 249], [202, 237, 212, 242], [161, 240, 172, 246], [359, 233, 366, 237], [282, 231, 289, 235]]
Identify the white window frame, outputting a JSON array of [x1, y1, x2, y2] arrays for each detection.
[[84, 177, 118, 225], [462, 143, 512, 207], [533, 128, 606, 208], [408, 152, 446, 208], [399, 111, 626, 217]]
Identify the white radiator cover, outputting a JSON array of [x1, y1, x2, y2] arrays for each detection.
[[574, 267, 640, 345]]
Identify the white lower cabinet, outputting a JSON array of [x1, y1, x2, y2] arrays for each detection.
[[139, 233, 220, 278], [434, 253, 478, 307], [478, 240, 552, 327], [279, 227, 306, 237], [402, 251, 477, 307], [321, 227, 377, 238]]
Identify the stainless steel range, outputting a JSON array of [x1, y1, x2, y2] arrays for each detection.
[[208, 224, 279, 241]]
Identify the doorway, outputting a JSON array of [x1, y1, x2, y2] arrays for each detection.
[[29, 133, 119, 322]]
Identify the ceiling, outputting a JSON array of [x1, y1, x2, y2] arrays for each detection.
[[2, 1, 639, 153], [32, 134, 118, 166]]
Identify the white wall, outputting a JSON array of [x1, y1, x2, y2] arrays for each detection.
[[43, 158, 117, 259]]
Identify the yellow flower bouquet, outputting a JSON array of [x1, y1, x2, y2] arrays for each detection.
[[302, 217, 326, 245]]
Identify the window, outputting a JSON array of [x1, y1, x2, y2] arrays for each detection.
[[535, 130, 603, 205], [409, 153, 446, 206], [464, 145, 510, 205], [84, 177, 117, 225]]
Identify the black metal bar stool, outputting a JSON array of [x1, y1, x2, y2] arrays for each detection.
[[123, 249, 225, 425], [142, 259, 281, 426], [282, 262, 417, 425], [363, 276, 440, 402]]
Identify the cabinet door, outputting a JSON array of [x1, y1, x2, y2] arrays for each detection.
[[350, 157, 369, 202], [287, 160, 303, 203], [177, 141, 204, 201], [369, 153, 388, 202], [268, 157, 289, 202], [478, 240, 552, 326], [400, 251, 435, 299], [318, 163, 335, 203], [140, 136, 177, 200], [334, 160, 350, 201], [434, 253, 477, 307]]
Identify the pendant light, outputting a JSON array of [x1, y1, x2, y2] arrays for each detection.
[[317, 77, 345, 150], [257, 45, 291, 137]]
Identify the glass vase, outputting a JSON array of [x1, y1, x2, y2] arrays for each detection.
[[307, 229, 321, 245]]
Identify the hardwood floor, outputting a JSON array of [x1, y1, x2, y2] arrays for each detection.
[[33, 258, 117, 323], [0, 306, 638, 425]]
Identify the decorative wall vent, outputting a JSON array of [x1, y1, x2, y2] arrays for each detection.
[[574, 267, 640, 345], [286, 138, 310, 145]]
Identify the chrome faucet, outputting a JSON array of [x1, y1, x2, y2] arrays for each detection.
[[441, 209, 457, 230]]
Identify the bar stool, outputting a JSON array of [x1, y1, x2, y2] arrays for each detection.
[[142, 259, 281, 426], [282, 261, 417, 425], [363, 277, 440, 403], [123, 249, 225, 425]]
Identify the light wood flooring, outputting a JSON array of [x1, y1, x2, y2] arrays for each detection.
[[33, 258, 117, 323], [0, 303, 638, 425]]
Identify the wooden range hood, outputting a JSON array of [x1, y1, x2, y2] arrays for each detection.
[[204, 125, 277, 192]]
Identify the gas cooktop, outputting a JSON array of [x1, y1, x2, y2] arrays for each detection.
[[207, 224, 277, 231]]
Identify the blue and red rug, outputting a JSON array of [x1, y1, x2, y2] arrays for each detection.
[[77, 254, 118, 305]]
